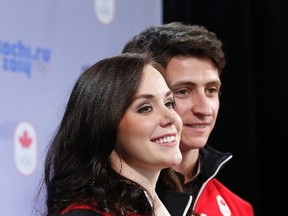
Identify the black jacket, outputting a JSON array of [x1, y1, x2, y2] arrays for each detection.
[[157, 145, 254, 216]]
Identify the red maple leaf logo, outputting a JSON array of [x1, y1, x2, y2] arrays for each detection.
[[19, 130, 32, 148]]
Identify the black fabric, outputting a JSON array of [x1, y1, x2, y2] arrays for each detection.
[[162, 0, 288, 215], [156, 190, 192, 216], [156, 144, 233, 215]]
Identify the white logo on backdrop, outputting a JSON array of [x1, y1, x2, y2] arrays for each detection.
[[14, 121, 37, 176], [94, 0, 115, 24]]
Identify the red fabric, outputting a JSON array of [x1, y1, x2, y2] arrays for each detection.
[[61, 203, 110, 216], [61, 203, 146, 216], [194, 179, 254, 216]]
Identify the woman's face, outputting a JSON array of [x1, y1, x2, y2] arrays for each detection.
[[115, 65, 182, 172]]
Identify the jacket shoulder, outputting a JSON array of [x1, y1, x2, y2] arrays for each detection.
[[195, 178, 254, 216]]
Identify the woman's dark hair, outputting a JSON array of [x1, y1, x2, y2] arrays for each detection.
[[42, 53, 182, 216]]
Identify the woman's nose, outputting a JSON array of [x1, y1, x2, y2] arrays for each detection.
[[160, 110, 178, 127]]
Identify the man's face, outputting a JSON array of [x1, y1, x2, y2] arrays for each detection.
[[165, 56, 221, 152]]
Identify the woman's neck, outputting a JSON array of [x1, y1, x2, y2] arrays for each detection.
[[121, 163, 160, 199], [173, 148, 199, 183], [109, 150, 160, 200]]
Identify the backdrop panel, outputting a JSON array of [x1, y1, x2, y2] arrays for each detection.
[[0, 1, 162, 215]]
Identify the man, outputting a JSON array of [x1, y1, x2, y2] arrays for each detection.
[[122, 22, 254, 216]]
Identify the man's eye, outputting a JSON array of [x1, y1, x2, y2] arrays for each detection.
[[174, 89, 188, 95], [207, 87, 219, 95]]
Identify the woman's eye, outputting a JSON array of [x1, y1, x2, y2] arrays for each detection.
[[138, 105, 152, 113], [165, 100, 175, 109]]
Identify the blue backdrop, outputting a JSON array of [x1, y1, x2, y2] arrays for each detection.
[[0, 0, 162, 215]]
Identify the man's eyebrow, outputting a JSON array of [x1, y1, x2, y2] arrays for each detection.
[[208, 80, 222, 86], [171, 80, 222, 87]]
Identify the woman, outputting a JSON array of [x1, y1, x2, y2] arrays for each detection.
[[41, 53, 190, 216]]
